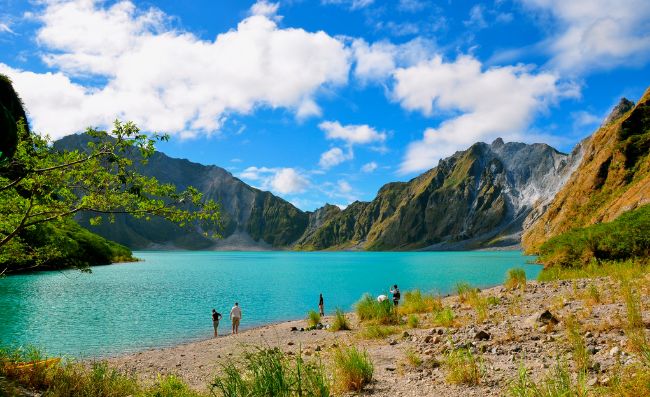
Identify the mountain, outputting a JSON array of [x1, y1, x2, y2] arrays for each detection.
[[522, 89, 650, 252], [296, 139, 578, 250]]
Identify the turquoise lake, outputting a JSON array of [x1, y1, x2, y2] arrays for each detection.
[[0, 251, 540, 357]]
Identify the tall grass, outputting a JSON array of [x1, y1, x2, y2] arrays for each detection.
[[330, 308, 351, 331], [538, 258, 649, 281], [307, 310, 321, 328], [444, 348, 483, 385], [355, 294, 397, 325], [504, 268, 527, 290], [620, 279, 648, 353], [332, 346, 373, 393], [455, 282, 473, 303], [359, 325, 397, 339], [211, 348, 329, 397], [507, 360, 587, 397], [564, 315, 590, 373], [432, 307, 455, 328], [398, 289, 442, 314], [407, 314, 419, 328]]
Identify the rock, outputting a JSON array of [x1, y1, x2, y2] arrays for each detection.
[[315, 345, 321, 352], [584, 331, 593, 338], [437, 328, 444, 335], [599, 377, 611, 386], [389, 339, 398, 346], [290, 326, 298, 331], [474, 330, 491, 341], [609, 346, 620, 357], [424, 335, 434, 343], [538, 310, 560, 325], [287, 341, 294, 346], [587, 378, 598, 387], [402, 331, 410, 337], [433, 336, 442, 344], [385, 367, 396, 372]]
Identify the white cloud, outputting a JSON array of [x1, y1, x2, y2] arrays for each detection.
[[464, 5, 487, 29], [239, 166, 310, 194], [319, 147, 353, 169], [322, 0, 374, 10], [519, 0, 650, 73], [319, 120, 386, 145], [352, 38, 434, 82], [361, 161, 378, 172], [0, 22, 15, 34], [337, 179, 353, 193], [571, 110, 601, 127], [250, 1, 279, 18], [393, 55, 576, 173], [2, 0, 350, 138], [397, 0, 427, 13]]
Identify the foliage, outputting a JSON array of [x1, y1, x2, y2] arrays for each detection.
[[0, 119, 221, 274], [407, 314, 419, 328], [432, 307, 455, 328], [354, 294, 397, 325], [507, 361, 587, 397], [505, 268, 527, 290], [332, 346, 373, 393], [537, 204, 650, 268], [211, 348, 329, 397], [307, 310, 321, 328], [398, 289, 442, 315], [404, 349, 422, 368], [359, 325, 397, 339], [564, 316, 590, 373], [444, 348, 483, 385], [455, 282, 473, 303], [0, 74, 28, 162], [620, 278, 648, 353], [538, 258, 649, 281], [330, 308, 350, 331]]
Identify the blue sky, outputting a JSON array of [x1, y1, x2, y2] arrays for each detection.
[[1, 0, 649, 210]]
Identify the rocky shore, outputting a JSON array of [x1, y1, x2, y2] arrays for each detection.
[[107, 276, 650, 396]]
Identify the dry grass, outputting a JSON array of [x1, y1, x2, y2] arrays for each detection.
[[444, 348, 483, 386], [332, 346, 373, 393]]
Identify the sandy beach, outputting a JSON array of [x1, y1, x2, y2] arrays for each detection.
[[105, 276, 650, 396]]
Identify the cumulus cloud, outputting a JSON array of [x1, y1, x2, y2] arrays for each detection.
[[319, 147, 353, 169], [393, 55, 576, 173], [319, 120, 386, 145], [361, 161, 378, 172], [250, 1, 279, 18], [239, 166, 310, 194], [1, 0, 350, 138], [464, 5, 487, 29], [519, 0, 650, 72], [352, 38, 434, 82]]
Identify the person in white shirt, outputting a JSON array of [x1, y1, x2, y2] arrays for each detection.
[[230, 302, 242, 334]]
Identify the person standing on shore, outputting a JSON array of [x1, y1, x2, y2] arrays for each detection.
[[211, 309, 222, 337], [318, 293, 324, 316], [390, 284, 401, 307], [230, 302, 242, 334]]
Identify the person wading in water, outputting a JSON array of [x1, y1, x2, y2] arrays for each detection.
[[211, 309, 223, 337]]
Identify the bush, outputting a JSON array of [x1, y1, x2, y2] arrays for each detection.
[[355, 294, 397, 325], [330, 308, 350, 331], [455, 282, 473, 303], [398, 289, 441, 314], [538, 204, 650, 268], [307, 310, 321, 328], [211, 348, 329, 397], [538, 258, 649, 281], [407, 314, 419, 328], [332, 346, 373, 393], [444, 348, 483, 385], [504, 268, 527, 290], [432, 307, 455, 328]]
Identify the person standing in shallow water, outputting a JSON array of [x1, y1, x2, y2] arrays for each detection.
[[230, 302, 242, 334], [211, 309, 222, 337], [318, 293, 324, 316], [390, 284, 401, 307]]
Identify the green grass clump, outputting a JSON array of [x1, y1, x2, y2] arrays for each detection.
[[332, 346, 373, 393], [359, 325, 397, 339], [508, 360, 586, 397], [398, 289, 441, 314], [432, 307, 455, 328], [620, 279, 648, 353], [538, 258, 649, 281], [143, 375, 204, 397], [307, 310, 321, 328], [404, 349, 422, 368], [444, 348, 483, 385], [330, 308, 351, 331], [604, 362, 650, 397], [564, 315, 590, 373], [407, 314, 419, 328], [455, 282, 473, 303], [537, 204, 650, 268], [487, 296, 501, 306], [354, 294, 397, 325], [505, 268, 527, 290], [211, 348, 329, 397]]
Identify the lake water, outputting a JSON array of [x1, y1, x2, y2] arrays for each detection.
[[0, 251, 540, 357]]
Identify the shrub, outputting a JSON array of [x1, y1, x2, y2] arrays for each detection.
[[354, 294, 397, 325], [330, 308, 351, 331], [504, 268, 527, 290], [359, 325, 397, 339], [398, 289, 442, 314], [332, 346, 373, 393], [444, 348, 483, 385], [307, 310, 321, 328], [407, 314, 419, 328], [211, 348, 329, 397], [432, 307, 455, 328], [538, 258, 649, 281], [455, 282, 473, 303]]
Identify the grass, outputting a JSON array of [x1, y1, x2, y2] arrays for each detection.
[[407, 314, 419, 328], [564, 315, 590, 373], [432, 307, 455, 328], [307, 310, 321, 328], [583, 284, 601, 305], [508, 360, 587, 397], [620, 278, 648, 353], [398, 289, 442, 314], [332, 346, 373, 393], [404, 349, 422, 368], [330, 308, 351, 331], [604, 362, 650, 397], [211, 348, 329, 397], [359, 324, 398, 339], [444, 348, 483, 386], [354, 294, 397, 325], [455, 282, 474, 303], [538, 258, 649, 281], [505, 268, 527, 290]]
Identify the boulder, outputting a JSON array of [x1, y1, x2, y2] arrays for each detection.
[[475, 330, 491, 341]]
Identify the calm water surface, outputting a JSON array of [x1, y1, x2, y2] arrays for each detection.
[[0, 251, 540, 357]]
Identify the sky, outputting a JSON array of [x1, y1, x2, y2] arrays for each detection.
[[1, 0, 649, 211]]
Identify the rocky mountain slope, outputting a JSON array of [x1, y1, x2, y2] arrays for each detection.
[[522, 89, 650, 253]]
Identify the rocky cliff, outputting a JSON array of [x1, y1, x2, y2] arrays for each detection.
[[522, 89, 650, 252]]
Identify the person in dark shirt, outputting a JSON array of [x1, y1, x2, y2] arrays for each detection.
[[318, 293, 324, 316], [390, 285, 401, 307], [211, 308, 223, 337]]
